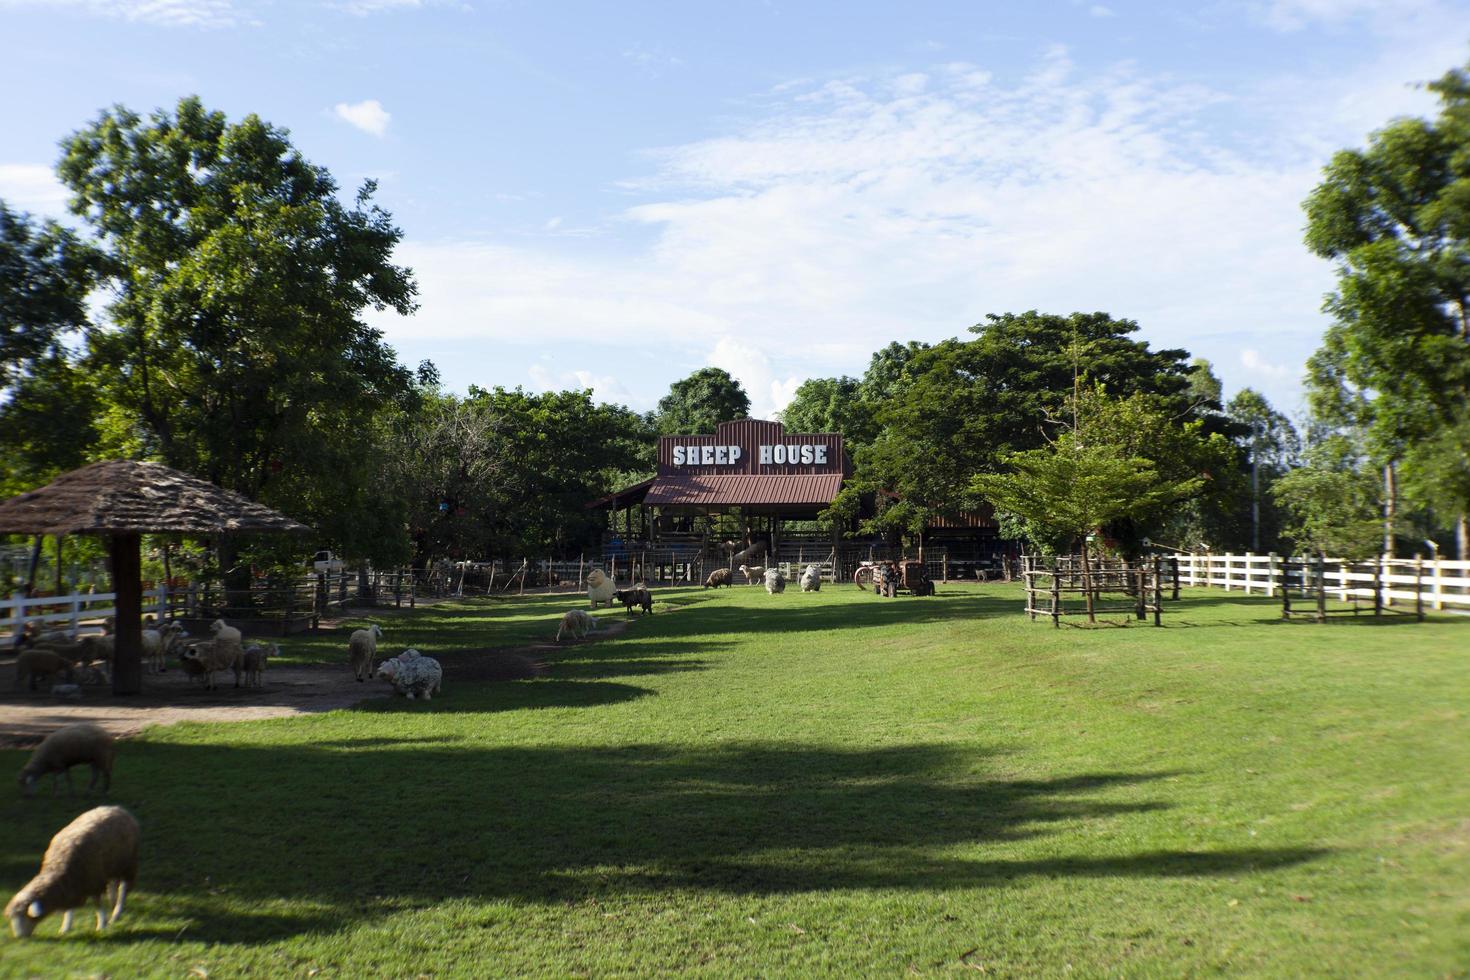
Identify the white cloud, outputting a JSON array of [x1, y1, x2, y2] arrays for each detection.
[[333, 99, 391, 137], [0, 0, 243, 27], [372, 43, 1451, 414], [0, 164, 70, 218], [1089, 4, 1117, 16], [333, 0, 469, 12], [1253, 0, 1446, 31], [622, 43, 685, 77], [528, 364, 639, 406], [1240, 348, 1296, 380], [705, 337, 803, 421]]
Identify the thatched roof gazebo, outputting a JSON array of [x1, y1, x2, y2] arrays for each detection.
[[0, 460, 311, 695]]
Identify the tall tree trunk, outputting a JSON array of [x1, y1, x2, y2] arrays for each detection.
[[217, 537, 253, 618], [1382, 461, 1396, 557], [1251, 451, 1260, 553], [1459, 512, 1468, 561]]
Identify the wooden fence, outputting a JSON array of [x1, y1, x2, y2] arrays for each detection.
[[1170, 553, 1470, 612], [1021, 555, 1172, 627]]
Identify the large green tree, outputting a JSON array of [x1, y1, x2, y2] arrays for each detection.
[[1227, 388, 1300, 552], [392, 387, 651, 562], [58, 97, 419, 564], [847, 311, 1196, 538], [0, 352, 103, 498], [655, 367, 750, 434], [779, 375, 877, 447], [1302, 59, 1470, 557], [0, 200, 101, 496], [0, 200, 96, 386]]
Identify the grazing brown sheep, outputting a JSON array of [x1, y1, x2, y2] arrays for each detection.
[[6, 805, 139, 937], [18, 724, 115, 797]]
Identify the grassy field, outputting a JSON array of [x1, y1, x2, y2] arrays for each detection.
[[1, 583, 1467, 977]]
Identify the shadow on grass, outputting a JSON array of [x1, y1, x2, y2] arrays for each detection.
[[352, 678, 656, 714], [0, 740, 1329, 947]]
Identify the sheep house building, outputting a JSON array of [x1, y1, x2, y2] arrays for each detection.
[[589, 419, 1008, 582]]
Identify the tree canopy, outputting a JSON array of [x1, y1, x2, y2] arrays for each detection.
[[0, 201, 96, 386], [843, 311, 1198, 537], [655, 367, 750, 435], [57, 96, 419, 562], [1302, 59, 1470, 555]]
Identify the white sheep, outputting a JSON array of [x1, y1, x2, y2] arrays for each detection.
[[348, 624, 382, 682], [5, 805, 139, 937], [739, 564, 767, 585], [240, 643, 277, 688], [179, 637, 243, 691], [141, 622, 187, 675], [800, 563, 822, 592], [556, 609, 598, 643], [18, 723, 115, 797], [764, 567, 787, 594], [585, 568, 616, 609], [376, 649, 443, 700]]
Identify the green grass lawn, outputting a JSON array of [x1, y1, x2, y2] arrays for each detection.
[[2, 584, 1467, 976]]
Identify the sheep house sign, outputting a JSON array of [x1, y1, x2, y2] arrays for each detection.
[[657, 420, 847, 477]]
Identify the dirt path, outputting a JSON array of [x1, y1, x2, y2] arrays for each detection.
[[0, 616, 639, 749]]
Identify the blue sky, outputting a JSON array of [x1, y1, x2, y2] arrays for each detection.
[[3, 0, 1468, 420]]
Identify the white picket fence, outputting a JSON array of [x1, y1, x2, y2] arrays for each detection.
[[1172, 553, 1470, 611], [1, 585, 178, 643]]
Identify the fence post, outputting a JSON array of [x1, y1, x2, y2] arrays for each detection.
[[1316, 554, 1327, 623], [1280, 560, 1291, 619], [70, 591, 82, 635], [1267, 552, 1277, 598], [7, 592, 22, 645], [1050, 565, 1060, 629], [1372, 558, 1383, 617], [1152, 557, 1163, 627], [1244, 552, 1253, 594], [1135, 563, 1146, 620], [1414, 554, 1425, 622], [1432, 555, 1444, 611]]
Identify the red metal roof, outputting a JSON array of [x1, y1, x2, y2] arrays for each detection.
[[584, 477, 656, 510], [643, 474, 844, 507]]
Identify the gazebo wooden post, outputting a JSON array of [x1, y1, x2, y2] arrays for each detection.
[[109, 532, 145, 695]]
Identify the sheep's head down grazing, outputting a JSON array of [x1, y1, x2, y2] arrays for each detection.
[[9, 900, 42, 938]]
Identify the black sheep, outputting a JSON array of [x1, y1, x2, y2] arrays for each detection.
[[614, 586, 654, 616]]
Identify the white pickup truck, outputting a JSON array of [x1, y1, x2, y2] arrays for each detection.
[[308, 550, 345, 574]]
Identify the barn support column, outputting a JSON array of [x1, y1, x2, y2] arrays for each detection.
[[109, 532, 144, 696]]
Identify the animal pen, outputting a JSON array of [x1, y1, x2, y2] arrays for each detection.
[[1021, 555, 1179, 627], [1278, 555, 1425, 622]]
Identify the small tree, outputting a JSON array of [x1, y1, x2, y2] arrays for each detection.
[[973, 436, 1203, 559], [971, 387, 1204, 621], [1272, 457, 1384, 560]]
